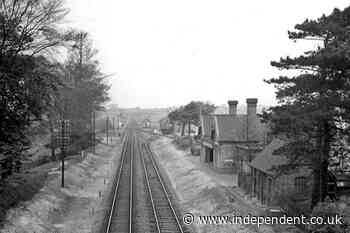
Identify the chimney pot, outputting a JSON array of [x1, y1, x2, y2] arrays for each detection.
[[246, 98, 258, 116], [228, 100, 238, 115]]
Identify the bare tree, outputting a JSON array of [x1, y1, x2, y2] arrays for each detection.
[[0, 0, 69, 62]]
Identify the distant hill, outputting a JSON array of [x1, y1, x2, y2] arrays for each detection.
[[108, 108, 170, 127]]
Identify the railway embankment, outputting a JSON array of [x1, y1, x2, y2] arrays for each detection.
[[0, 137, 122, 233]]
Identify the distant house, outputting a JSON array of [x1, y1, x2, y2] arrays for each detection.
[[143, 119, 151, 128], [199, 99, 268, 170], [247, 138, 314, 213]]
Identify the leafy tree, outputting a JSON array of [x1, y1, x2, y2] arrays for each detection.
[[168, 101, 215, 136], [0, 0, 69, 177], [56, 31, 110, 148], [168, 106, 186, 135], [263, 6, 350, 206]]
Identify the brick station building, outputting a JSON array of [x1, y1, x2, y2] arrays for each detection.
[[199, 98, 267, 171]]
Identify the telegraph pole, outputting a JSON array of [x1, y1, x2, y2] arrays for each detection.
[[93, 111, 96, 153], [112, 117, 115, 143], [116, 115, 120, 137], [91, 110, 96, 153], [59, 99, 69, 188], [90, 110, 93, 152], [106, 117, 109, 144], [59, 119, 69, 188], [61, 120, 65, 188], [61, 154, 65, 187]]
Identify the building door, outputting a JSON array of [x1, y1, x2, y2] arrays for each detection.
[[252, 169, 257, 197], [209, 148, 214, 162], [260, 174, 264, 204]]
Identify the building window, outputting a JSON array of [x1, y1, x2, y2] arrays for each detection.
[[268, 178, 273, 204], [294, 176, 307, 193]]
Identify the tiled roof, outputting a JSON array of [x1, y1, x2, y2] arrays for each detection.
[[249, 138, 288, 175], [214, 115, 245, 141], [214, 114, 267, 142]]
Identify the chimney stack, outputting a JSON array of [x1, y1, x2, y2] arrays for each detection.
[[246, 98, 258, 117], [228, 100, 238, 115], [246, 98, 258, 141]]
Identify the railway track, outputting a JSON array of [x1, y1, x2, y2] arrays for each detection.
[[102, 125, 189, 233], [105, 130, 133, 233], [139, 139, 185, 233]]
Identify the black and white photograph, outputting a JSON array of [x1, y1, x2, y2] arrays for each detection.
[[1, 0, 350, 233]]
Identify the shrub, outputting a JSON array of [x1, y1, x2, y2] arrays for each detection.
[[173, 136, 193, 150], [0, 171, 47, 226], [308, 198, 350, 233]]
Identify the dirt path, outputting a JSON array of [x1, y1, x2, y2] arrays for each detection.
[[0, 136, 122, 233]]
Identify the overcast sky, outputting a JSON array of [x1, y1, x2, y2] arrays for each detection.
[[65, 0, 350, 108]]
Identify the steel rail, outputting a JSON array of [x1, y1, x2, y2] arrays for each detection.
[[143, 141, 185, 233], [138, 137, 162, 233], [104, 128, 186, 233], [104, 131, 131, 233], [129, 133, 134, 233]]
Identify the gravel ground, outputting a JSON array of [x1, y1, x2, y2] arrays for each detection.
[[0, 136, 122, 233]]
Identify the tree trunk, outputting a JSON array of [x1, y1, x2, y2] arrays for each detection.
[[188, 121, 191, 136], [312, 120, 330, 207], [49, 116, 56, 160], [181, 122, 185, 136]]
